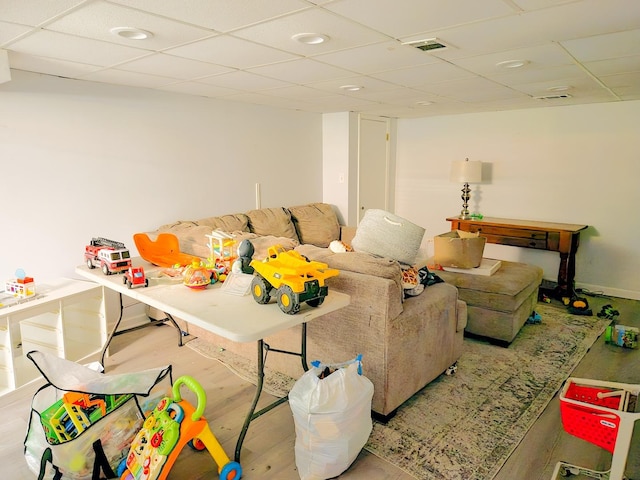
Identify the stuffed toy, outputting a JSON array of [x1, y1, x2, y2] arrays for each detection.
[[231, 239, 255, 274], [329, 240, 353, 253]]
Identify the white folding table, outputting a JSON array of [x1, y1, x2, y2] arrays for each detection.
[[75, 258, 350, 461]]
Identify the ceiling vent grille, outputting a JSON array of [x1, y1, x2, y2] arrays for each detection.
[[534, 94, 572, 100], [402, 38, 449, 51]]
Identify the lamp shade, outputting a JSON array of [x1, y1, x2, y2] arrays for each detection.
[[450, 159, 482, 183]]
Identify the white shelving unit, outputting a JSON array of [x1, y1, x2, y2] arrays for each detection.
[[0, 278, 105, 396]]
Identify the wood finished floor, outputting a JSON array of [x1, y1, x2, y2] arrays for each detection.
[[1, 293, 638, 480]]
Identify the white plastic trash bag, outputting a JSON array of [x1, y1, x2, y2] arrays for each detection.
[[289, 355, 374, 480]]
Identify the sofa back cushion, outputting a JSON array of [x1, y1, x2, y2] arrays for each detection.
[[246, 207, 299, 242], [288, 203, 340, 248], [197, 213, 250, 233], [156, 222, 212, 259]]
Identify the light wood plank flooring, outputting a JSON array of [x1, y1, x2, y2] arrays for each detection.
[[1, 293, 638, 480]]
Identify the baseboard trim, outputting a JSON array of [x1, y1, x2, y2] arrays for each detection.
[[575, 282, 640, 301]]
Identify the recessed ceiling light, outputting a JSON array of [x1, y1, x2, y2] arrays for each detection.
[[416, 101, 433, 106], [547, 85, 572, 92], [291, 33, 329, 45], [340, 85, 363, 92], [110, 27, 153, 40], [496, 59, 528, 69]]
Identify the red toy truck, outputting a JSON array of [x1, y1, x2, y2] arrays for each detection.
[[123, 266, 148, 288], [85, 237, 132, 275]]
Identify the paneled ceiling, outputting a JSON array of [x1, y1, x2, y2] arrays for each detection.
[[2, 0, 639, 118]]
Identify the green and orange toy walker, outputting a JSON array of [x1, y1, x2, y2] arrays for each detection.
[[118, 376, 242, 480]]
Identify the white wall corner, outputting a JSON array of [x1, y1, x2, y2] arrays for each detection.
[[0, 50, 11, 84]]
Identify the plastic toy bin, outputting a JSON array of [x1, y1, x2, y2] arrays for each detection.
[[552, 377, 640, 480]]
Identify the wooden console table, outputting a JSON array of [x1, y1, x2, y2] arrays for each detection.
[[446, 216, 587, 298]]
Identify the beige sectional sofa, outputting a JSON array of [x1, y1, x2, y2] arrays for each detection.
[[148, 203, 467, 418]]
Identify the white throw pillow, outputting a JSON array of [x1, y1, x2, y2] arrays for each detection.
[[351, 209, 425, 265]]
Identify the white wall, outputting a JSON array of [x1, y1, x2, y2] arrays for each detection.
[[395, 100, 640, 300], [0, 71, 322, 282]]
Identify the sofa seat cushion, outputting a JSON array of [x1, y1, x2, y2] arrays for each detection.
[[246, 207, 298, 241], [296, 244, 403, 298], [437, 261, 542, 313], [288, 203, 340, 248]]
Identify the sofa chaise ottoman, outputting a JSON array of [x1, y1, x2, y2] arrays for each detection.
[[437, 261, 543, 345]]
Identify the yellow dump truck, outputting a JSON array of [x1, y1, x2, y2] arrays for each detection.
[[250, 245, 339, 314]]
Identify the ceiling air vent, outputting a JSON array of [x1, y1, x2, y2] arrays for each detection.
[[534, 94, 572, 100], [402, 38, 449, 52]]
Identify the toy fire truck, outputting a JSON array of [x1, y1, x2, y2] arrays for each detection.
[[84, 237, 132, 275]]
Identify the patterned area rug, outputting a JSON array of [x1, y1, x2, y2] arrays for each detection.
[[186, 302, 611, 480]]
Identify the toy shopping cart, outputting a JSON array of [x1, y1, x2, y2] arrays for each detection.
[[552, 377, 640, 480], [118, 375, 242, 480]]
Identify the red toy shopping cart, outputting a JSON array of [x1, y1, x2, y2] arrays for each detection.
[[552, 377, 640, 479]]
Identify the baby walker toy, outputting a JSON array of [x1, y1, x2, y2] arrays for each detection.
[[118, 375, 242, 480]]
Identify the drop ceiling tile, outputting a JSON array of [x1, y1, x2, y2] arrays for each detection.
[[81, 68, 179, 88], [0, 21, 33, 45], [7, 51, 102, 77], [306, 75, 398, 94], [232, 8, 388, 56], [324, 0, 516, 39], [371, 61, 475, 87], [109, 0, 311, 32], [249, 58, 354, 84], [488, 65, 587, 87], [601, 71, 640, 91], [451, 44, 576, 76], [166, 35, 298, 69], [197, 70, 291, 90], [417, 76, 529, 103], [584, 55, 640, 76], [0, 0, 86, 27], [315, 41, 440, 75], [157, 81, 241, 98], [423, 0, 640, 61], [117, 53, 233, 80], [9, 30, 149, 66], [223, 91, 319, 111], [44, 1, 214, 50], [262, 84, 338, 100], [512, 73, 609, 97], [562, 29, 640, 63]]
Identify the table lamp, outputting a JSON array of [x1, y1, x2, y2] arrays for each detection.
[[450, 158, 482, 219]]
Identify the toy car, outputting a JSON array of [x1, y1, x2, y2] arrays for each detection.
[[249, 245, 339, 314], [123, 266, 148, 288]]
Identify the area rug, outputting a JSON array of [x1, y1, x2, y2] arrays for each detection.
[[186, 302, 611, 480]]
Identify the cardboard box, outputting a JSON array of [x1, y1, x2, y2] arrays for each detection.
[[434, 230, 486, 269]]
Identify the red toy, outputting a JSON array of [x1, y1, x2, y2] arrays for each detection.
[[118, 376, 241, 480], [85, 237, 132, 275], [123, 266, 148, 288]]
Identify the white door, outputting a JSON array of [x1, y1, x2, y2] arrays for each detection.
[[358, 116, 390, 222]]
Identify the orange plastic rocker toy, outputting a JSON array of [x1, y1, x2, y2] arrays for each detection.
[[133, 233, 199, 268]]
